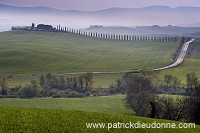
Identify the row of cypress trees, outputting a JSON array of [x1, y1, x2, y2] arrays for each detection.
[[12, 24, 180, 42], [56, 25, 179, 42]]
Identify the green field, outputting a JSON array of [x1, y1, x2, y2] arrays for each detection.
[[0, 30, 179, 76], [0, 96, 134, 115], [0, 106, 199, 132], [159, 59, 200, 82], [0, 95, 181, 115], [192, 39, 200, 59], [0, 28, 200, 133], [1, 30, 199, 132]]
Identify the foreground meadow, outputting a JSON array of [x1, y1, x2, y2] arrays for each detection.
[[0, 106, 199, 132]]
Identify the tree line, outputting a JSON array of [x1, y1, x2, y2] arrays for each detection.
[[0, 73, 121, 98], [0, 71, 197, 98], [12, 24, 179, 42], [124, 70, 200, 125], [55, 25, 179, 42]]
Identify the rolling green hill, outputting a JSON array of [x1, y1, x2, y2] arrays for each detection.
[[0, 96, 134, 115], [0, 95, 182, 115], [191, 39, 200, 59], [0, 106, 199, 132], [159, 59, 200, 82], [0, 30, 179, 76]]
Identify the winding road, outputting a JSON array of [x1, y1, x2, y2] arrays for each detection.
[[153, 38, 196, 71], [9, 38, 196, 79]]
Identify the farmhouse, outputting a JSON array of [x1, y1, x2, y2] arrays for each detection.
[[12, 23, 56, 31], [36, 24, 55, 31]]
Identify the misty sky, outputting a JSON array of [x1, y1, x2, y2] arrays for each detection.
[[1, 0, 200, 11]]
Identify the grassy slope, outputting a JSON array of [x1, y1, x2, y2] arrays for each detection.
[[0, 96, 134, 115], [159, 59, 200, 82], [0, 95, 182, 115], [192, 39, 200, 59], [0, 106, 199, 132], [0, 30, 178, 76]]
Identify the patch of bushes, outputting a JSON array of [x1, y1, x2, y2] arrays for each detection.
[[68, 91, 85, 98]]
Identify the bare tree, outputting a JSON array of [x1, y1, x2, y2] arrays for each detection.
[[185, 72, 200, 124], [154, 96, 186, 121], [163, 75, 181, 89], [77, 73, 93, 91], [0, 75, 9, 95], [124, 73, 155, 117], [83, 73, 93, 90]]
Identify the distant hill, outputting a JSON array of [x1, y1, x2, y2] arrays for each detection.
[[0, 4, 200, 28], [84, 25, 200, 36], [0, 19, 14, 32], [179, 22, 200, 27]]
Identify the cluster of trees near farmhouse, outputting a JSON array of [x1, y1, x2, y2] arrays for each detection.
[[0, 70, 200, 124], [12, 23, 179, 42]]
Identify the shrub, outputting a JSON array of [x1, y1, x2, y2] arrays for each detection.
[[68, 91, 85, 98], [63, 94, 68, 98], [108, 87, 116, 95], [77, 93, 85, 98], [49, 90, 60, 96], [85, 91, 92, 97], [52, 94, 62, 98], [64, 89, 71, 95], [68, 91, 79, 98], [5, 95, 18, 98], [19, 86, 38, 98]]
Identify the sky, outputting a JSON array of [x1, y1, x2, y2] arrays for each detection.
[[1, 0, 200, 11]]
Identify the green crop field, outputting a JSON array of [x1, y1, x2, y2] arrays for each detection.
[[0, 95, 181, 115], [0, 106, 199, 132], [0, 30, 179, 77], [192, 39, 200, 59], [159, 59, 200, 82], [0, 96, 134, 115]]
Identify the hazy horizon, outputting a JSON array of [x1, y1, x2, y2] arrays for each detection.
[[1, 0, 200, 31], [1, 0, 200, 11]]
